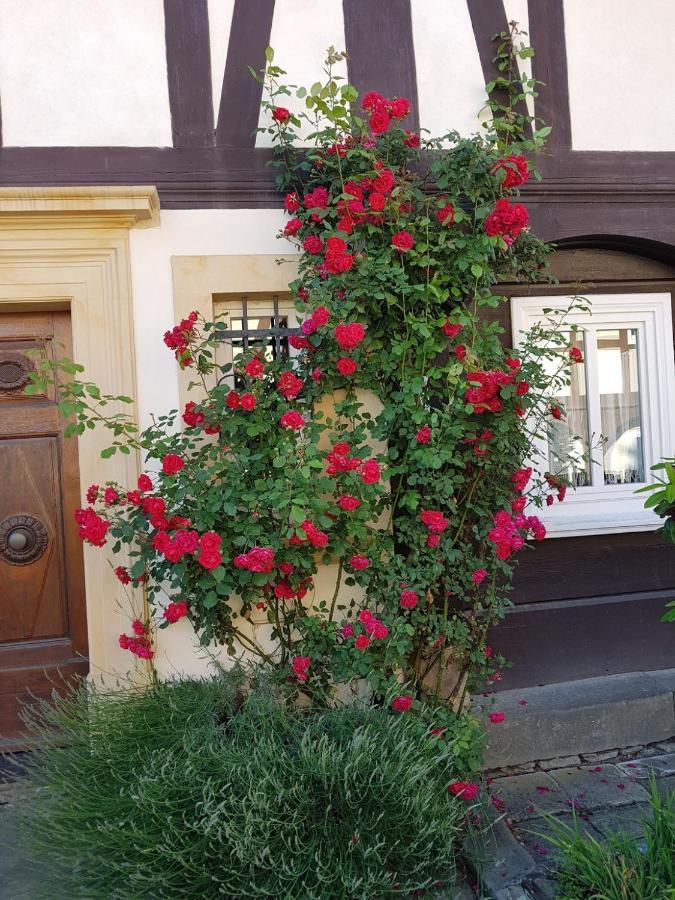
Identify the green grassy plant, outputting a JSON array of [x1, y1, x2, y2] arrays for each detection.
[[544, 779, 675, 900], [10, 671, 480, 898]]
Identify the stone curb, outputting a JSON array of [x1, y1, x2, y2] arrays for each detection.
[[477, 669, 675, 769]]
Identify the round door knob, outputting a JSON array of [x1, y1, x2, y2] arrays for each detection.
[[7, 528, 29, 551]]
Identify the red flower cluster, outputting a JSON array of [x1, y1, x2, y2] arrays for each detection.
[[162, 454, 184, 476], [280, 410, 304, 430], [233, 546, 275, 573], [488, 509, 545, 559], [198, 531, 222, 570], [361, 92, 411, 135], [325, 441, 362, 475], [484, 199, 529, 245], [391, 230, 414, 252], [300, 304, 330, 336], [400, 589, 419, 609], [448, 781, 479, 800], [164, 600, 189, 623], [277, 370, 304, 399], [298, 518, 329, 549], [74, 507, 109, 547], [420, 510, 449, 533], [119, 619, 153, 659], [492, 154, 529, 189], [163, 311, 198, 366], [114, 566, 131, 585], [153, 528, 199, 563], [320, 236, 355, 275], [334, 322, 366, 350], [291, 655, 311, 683], [465, 360, 522, 413], [390, 694, 413, 712], [226, 390, 256, 411]]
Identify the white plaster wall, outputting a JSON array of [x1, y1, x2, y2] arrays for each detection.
[[207, 0, 235, 122], [0, 0, 172, 146], [129, 209, 289, 676], [410, 0, 489, 139], [502, 0, 534, 120], [255, 0, 348, 147], [564, 0, 675, 151]]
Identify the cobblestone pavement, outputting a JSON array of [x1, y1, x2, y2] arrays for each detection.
[[474, 742, 675, 899]]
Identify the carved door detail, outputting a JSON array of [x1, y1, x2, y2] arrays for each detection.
[[0, 311, 88, 748]]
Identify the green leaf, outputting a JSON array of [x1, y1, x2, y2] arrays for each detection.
[[264, 46, 274, 63], [470, 264, 483, 278]]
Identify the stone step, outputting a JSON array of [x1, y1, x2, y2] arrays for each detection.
[[475, 668, 675, 769]]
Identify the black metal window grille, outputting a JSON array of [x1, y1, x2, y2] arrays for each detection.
[[216, 295, 299, 388]]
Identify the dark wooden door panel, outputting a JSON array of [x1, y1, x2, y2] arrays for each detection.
[[488, 592, 675, 690], [512, 532, 675, 603], [0, 311, 87, 747]]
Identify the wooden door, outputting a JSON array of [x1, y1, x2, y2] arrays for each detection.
[[0, 311, 88, 749]]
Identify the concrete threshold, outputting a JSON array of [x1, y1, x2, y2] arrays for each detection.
[[475, 668, 675, 769]]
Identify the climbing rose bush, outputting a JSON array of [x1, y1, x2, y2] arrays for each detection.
[[33, 41, 583, 707]]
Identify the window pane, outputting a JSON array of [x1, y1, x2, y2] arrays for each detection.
[[548, 331, 591, 486], [598, 328, 644, 484]]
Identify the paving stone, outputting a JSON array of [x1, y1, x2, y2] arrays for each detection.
[[589, 803, 652, 840], [494, 887, 535, 899], [580, 749, 619, 763], [488, 772, 569, 822], [513, 813, 600, 871], [538, 755, 581, 771], [617, 752, 675, 779], [478, 819, 539, 896], [549, 764, 650, 809], [656, 739, 675, 753]]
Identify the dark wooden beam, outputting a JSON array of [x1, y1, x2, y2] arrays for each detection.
[[163, 0, 214, 147], [216, 0, 275, 148], [342, 0, 419, 132], [528, 0, 572, 149]]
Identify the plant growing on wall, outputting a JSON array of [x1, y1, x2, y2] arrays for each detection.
[[29, 28, 583, 710]]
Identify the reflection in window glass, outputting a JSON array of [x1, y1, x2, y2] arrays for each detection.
[[548, 331, 591, 486], [599, 328, 644, 484]]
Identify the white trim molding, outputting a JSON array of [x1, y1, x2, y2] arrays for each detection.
[[512, 292, 675, 537]]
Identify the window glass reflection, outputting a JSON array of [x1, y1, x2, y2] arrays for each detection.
[[548, 331, 591, 486], [599, 328, 644, 484]]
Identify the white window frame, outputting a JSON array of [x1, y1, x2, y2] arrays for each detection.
[[511, 292, 675, 537]]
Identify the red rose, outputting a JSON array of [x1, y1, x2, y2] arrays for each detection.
[[103, 487, 118, 505], [291, 655, 311, 682], [515, 380, 530, 396], [369, 109, 391, 134], [372, 169, 395, 193], [244, 357, 265, 378], [334, 322, 366, 350], [272, 106, 291, 124], [280, 410, 304, 430], [183, 401, 205, 428], [164, 600, 189, 623], [361, 91, 385, 112], [368, 191, 386, 212], [162, 454, 185, 476], [448, 781, 479, 800], [303, 235, 323, 255], [471, 568, 488, 585], [454, 344, 467, 362], [338, 495, 360, 511], [442, 321, 462, 339], [492, 154, 529, 189], [240, 393, 256, 411], [416, 425, 431, 444], [360, 459, 380, 484], [325, 236, 347, 255], [400, 589, 418, 609], [349, 555, 370, 571], [226, 390, 241, 410], [403, 130, 420, 148], [198, 550, 222, 570], [303, 186, 329, 209], [436, 202, 455, 226], [420, 510, 449, 533], [284, 218, 302, 237], [336, 357, 357, 376], [391, 695, 413, 713], [284, 192, 300, 212], [551, 405, 563, 420], [390, 97, 410, 119], [114, 566, 131, 585], [391, 230, 414, 252], [86, 484, 99, 503], [354, 634, 370, 650], [137, 473, 153, 493], [570, 346, 584, 363], [484, 198, 529, 242], [277, 370, 304, 400]]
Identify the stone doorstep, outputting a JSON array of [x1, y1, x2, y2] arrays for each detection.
[[478, 669, 675, 769]]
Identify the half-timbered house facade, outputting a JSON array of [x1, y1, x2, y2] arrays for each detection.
[[0, 0, 673, 743]]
